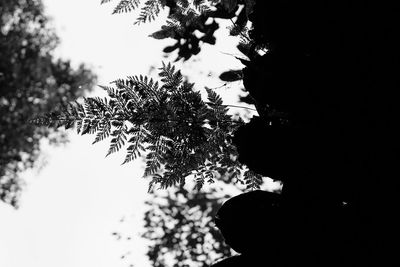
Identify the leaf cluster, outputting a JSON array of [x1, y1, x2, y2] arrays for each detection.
[[102, 0, 256, 60], [33, 62, 262, 191], [102, 0, 213, 24]]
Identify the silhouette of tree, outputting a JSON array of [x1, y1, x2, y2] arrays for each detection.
[[0, 0, 96, 207], [231, 1, 400, 266]]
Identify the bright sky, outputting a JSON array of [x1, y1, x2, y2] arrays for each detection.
[[0, 1, 253, 267]]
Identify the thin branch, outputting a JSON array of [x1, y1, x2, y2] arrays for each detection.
[[223, 104, 257, 111], [229, 18, 251, 42], [206, 102, 257, 111], [205, 83, 228, 90]]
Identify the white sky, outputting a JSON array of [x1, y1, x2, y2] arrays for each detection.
[[0, 1, 254, 267]]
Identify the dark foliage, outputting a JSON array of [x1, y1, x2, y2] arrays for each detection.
[[229, 1, 400, 266], [218, 70, 242, 82], [102, 0, 256, 61], [214, 190, 282, 256], [0, 0, 96, 207], [213, 190, 363, 267], [153, 10, 219, 61]]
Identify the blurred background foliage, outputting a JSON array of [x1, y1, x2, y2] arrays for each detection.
[[0, 0, 96, 207], [142, 187, 234, 267]]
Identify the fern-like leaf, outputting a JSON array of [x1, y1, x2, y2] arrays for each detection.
[[112, 0, 140, 14], [205, 87, 228, 118], [127, 75, 160, 102], [205, 87, 223, 106], [81, 118, 100, 135], [243, 169, 262, 190], [159, 61, 183, 91], [92, 121, 112, 144], [34, 62, 252, 193], [106, 125, 128, 156], [144, 135, 172, 176], [144, 151, 162, 176], [123, 125, 148, 164], [156, 171, 184, 189], [195, 172, 205, 190], [134, 0, 163, 25]]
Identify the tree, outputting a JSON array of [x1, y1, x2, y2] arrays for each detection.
[[0, 0, 96, 207], [35, 0, 400, 266]]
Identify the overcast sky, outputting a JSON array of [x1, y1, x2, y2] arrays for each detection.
[[0, 1, 250, 267]]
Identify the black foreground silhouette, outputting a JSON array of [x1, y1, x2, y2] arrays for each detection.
[[212, 1, 400, 266], [212, 190, 362, 267]]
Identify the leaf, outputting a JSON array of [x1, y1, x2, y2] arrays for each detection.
[[112, 0, 140, 14], [134, 0, 163, 25], [76, 120, 83, 134], [195, 173, 205, 190], [156, 171, 183, 189], [205, 87, 223, 106], [219, 70, 243, 82], [150, 26, 176, 39], [122, 125, 148, 164], [163, 44, 179, 53], [127, 75, 160, 102], [144, 151, 162, 176], [158, 62, 182, 90], [147, 173, 163, 193], [81, 118, 93, 135], [106, 125, 128, 156], [143, 135, 171, 176], [99, 85, 117, 98], [244, 169, 263, 190], [92, 121, 111, 144]]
